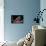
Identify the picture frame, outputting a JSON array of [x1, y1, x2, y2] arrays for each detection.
[[11, 15, 24, 24]]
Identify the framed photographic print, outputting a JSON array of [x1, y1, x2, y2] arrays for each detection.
[[11, 15, 24, 24]]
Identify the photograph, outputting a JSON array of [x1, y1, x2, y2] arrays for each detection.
[[11, 15, 24, 24]]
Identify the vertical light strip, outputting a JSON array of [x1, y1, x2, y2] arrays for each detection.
[[40, 0, 43, 25], [0, 9, 4, 42], [40, 0, 44, 10], [0, 0, 4, 42]]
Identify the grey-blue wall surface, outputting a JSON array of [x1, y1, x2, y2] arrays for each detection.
[[4, 0, 40, 42], [40, 0, 46, 27]]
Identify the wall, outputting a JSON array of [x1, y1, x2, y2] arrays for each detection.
[[0, 0, 4, 42], [4, 0, 40, 42], [40, 0, 46, 27]]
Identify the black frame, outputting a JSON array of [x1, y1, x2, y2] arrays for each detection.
[[11, 15, 24, 24]]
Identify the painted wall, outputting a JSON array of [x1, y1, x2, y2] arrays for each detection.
[[40, 0, 46, 26], [0, 0, 4, 42], [4, 0, 40, 42], [40, 0, 46, 45]]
